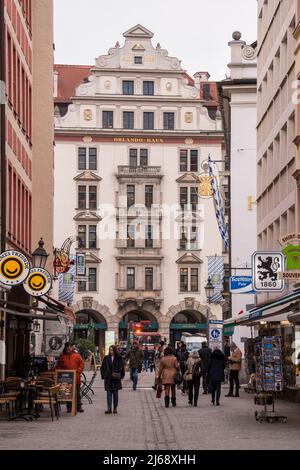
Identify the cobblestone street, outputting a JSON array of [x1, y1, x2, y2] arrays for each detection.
[[1, 371, 300, 450]]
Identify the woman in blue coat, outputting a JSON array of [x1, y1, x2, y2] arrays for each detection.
[[207, 347, 227, 406]]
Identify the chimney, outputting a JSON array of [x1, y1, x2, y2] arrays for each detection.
[[193, 72, 211, 90]]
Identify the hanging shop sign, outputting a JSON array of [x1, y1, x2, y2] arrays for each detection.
[[0, 251, 30, 286], [76, 253, 86, 276], [53, 237, 76, 276], [277, 233, 300, 279], [252, 251, 285, 292], [230, 276, 255, 294], [23, 268, 52, 297]]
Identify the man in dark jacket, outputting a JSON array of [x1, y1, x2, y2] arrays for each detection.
[[208, 347, 226, 405], [126, 342, 144, 390], [178, 343, 189, 393], [198, 341, 212, 394]]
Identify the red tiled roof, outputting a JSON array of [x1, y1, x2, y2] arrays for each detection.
[[54, 64, 92, 103]]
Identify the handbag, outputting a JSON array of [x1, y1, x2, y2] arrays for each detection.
[[138, 364, 143, 373], [112, 371, 121, 380], [183, 370, 193, 382], [174, 370, 183, 385]]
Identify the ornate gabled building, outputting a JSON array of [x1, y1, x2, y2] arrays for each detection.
[[53, 25, 225, 348]]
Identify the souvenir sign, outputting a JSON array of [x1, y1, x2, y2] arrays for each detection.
[[0, 250, 30, 286], [252, 251, 285, 292], [23, 268, 52, 297], [55, 370, 77, 416]]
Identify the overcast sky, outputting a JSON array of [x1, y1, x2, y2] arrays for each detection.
[[54, 0, 257, 81]]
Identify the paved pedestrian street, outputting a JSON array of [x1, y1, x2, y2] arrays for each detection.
[[0, 371, 300, 451]]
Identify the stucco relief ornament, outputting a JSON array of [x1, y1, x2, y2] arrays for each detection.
[[171, 58, 180, 69], [185, 112, 193, 123], [105, 80, 111, 89], [242, 45, 257, 60], [84, 109, 93, 121], [166, 82, 172, 91]]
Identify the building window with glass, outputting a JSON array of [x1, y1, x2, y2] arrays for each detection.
[[179, 149, 199, 172], [78, 267, 97, 292], [143, 112, 154, 130], [179, 187, 198, 211], [127, 267, 135, 290], [127, 185, 135, 208], [180, 187, 188, 210], [78, 147, 97, 171], [89, 186, 97, 210], [145, 185, 153, 208], [134, 56, 143, 64], [140, 149, 148, 167], [180, 225, 199, 250], [180, 268, 189, 292], [143, 81, 154, 95], [163, 112, 175, 130], [123, 111, 134, 129], [103, 111, 114, 129], [78, 186, 87, 209], [89, 225, 97, 249], [122, 80, 134, 95], [190, 268, 199, 291], [180, 267, 199, 292], [145, 225, 153, 248], [78, 225, 86, 248], [129, 148, 148, 167], [127, 225, 135, 248], [145, 267, 153, 290], [129, 149, 138, 167]]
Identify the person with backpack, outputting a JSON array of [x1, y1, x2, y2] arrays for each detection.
[[178, 343, 189, 394], [198, 341, 212, 394], [185, 350, 202, 407]]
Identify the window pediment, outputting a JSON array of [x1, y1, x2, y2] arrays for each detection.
[[176, 252, 203, 264], [176, 173, 200, 184], [74, 171, 102, 182], [123, 24, 154, 38], [73, 211, 102, 222]]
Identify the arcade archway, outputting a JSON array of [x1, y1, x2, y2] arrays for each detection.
[[118, 309, 159, 342], [73, 310, 107, 354], [170, 310, 207, 346]]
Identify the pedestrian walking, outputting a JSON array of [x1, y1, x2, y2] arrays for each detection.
[[185, 350, 202, 407], [126, 341, 144, 390], [208, 347, 227, 406], [178, 343, 189, 394], [100, 345, 125, 414], [198, 341, 212, 394], [225, 342, 242, 397], [56, 342, 84, 413], [158, 346, 179, 407], [152, 344, 164, 390], [143, 346, 150, 372]]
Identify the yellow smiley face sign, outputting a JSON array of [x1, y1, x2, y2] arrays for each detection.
[[23, 268, 52, 297], [0, 251, 30, 286]]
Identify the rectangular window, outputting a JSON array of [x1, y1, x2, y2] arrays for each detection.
[[122, 80, 134, 95], [190, 226, 198, 250], [78, 148, 86, 170], [140, 149, 148, 167], [163, 112, 175, 130], [89, 148, 97, 171], [102, 111, 114, 129], [127, 225, 135, 248], [143, 112, 154, 130], [129, 149, 138, 167], [143, 81, 154, 95], [78, 280, 86, 292], [145, 185, 153, 208], [145, 225, 153, 248], [180, 150, 188, 172], [123, 111, 134, 129], [78, 225, 87, 249], [89, 225, 97, 249], [78, 186, 86, 209], [145, 267, 153, 290], [180, 268, 189, 292], [88, 268, 97, 291], [190, 268, 199, 292], [134, 56, 143, 64], [180, 227, 187, 250], [89, 186, 97, 210], [127, 267, 135, 290], [180, 187, 188, 210], [190, 187, 198, 211], [127, 185, 135, 208], [190, 150, 198, 172]]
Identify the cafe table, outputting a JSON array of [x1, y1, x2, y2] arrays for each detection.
[[10, 382, 43, 421]]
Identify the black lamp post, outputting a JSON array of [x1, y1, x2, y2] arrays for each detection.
[[204, 278, 215, 342], [32, 238, 48, 269]]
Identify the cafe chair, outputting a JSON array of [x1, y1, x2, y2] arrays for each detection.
[[33, 384, 61, 421], [0, 397, 11, 420]]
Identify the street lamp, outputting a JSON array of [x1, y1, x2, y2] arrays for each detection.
[[204, 278, 215, 342], [32, 238, 49, 269]]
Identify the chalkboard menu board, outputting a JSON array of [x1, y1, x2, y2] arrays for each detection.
[[55, 369, 77, 416]]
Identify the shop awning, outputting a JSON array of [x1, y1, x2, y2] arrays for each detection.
[[224, 289, 300, 327], [223, 322, 235, 336]]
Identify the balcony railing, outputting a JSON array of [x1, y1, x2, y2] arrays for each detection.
[[117, 166, 162, 177]]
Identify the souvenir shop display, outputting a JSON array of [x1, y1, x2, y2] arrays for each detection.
[[254, 336, 287, 424]]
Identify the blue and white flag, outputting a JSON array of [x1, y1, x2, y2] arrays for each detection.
[[58, 255, 75, 305], [207, 155, 229, 249], [208, 256, 224, 303]]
